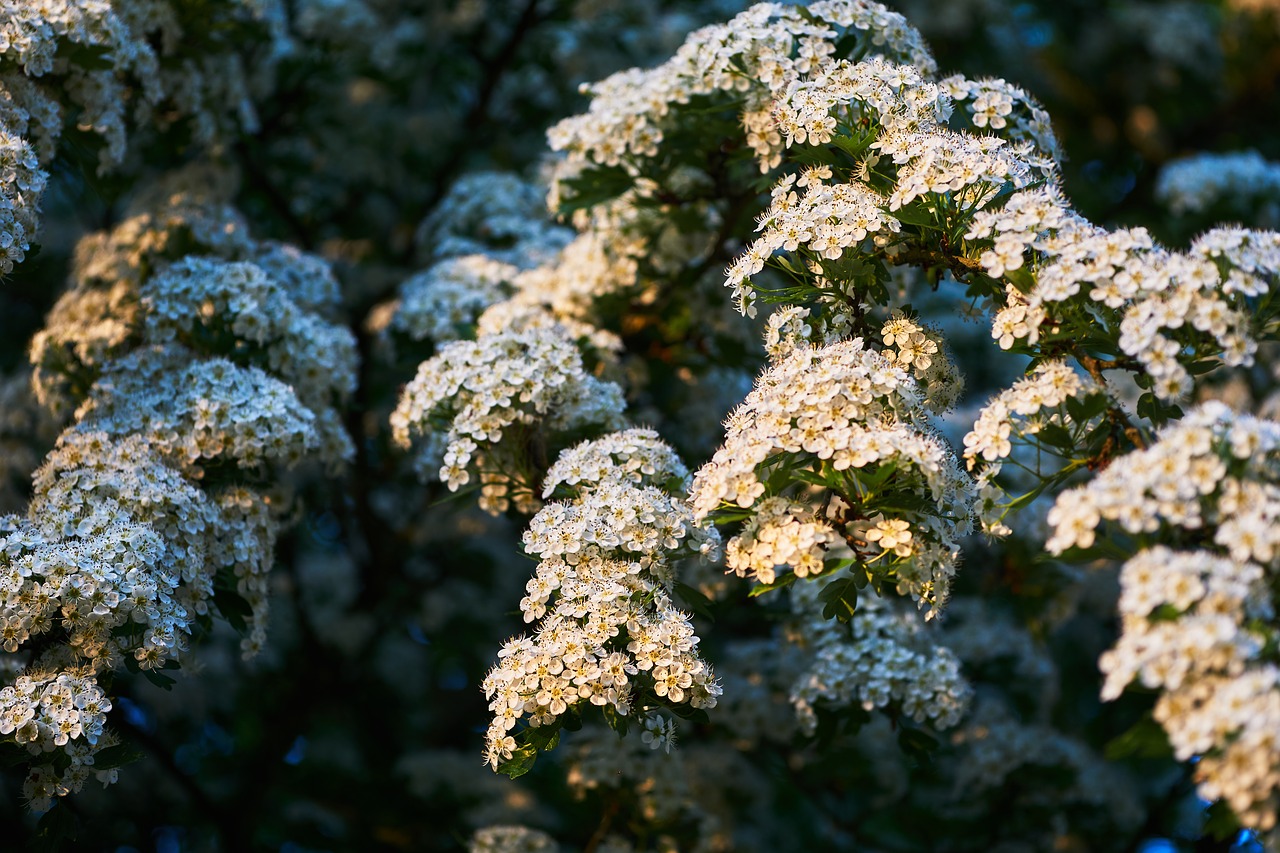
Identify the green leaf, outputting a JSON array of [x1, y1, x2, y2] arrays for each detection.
[[897, 726, 939, 762], [889, 201, 942, 230], [496, 744, 538, 779], [555, 165, 635, 215], [33, 803, 79, 853], [1202, 798, 1242, 842], [674, 582, 715, 622], [91, 743, 146, 771], [818, 578, 859, 623], [1035, 422, 1074, 450], [1103, 714, 1173, 761], [748, 574, 798, 597], [143, 670, 177, 691]]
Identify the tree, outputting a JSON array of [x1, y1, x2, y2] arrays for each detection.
[[2, 1, 1280, 851]]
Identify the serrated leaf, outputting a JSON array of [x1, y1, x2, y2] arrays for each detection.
[[819, 578, 859, 622]]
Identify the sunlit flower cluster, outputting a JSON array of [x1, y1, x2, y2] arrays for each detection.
[[547, 0, 935, 172], [390, 323, 627, 514], [1046, 403, 1280, 829], [690, 337, 973, 612], [482, 434, 721, 770], [971, 189, 1277, 402]]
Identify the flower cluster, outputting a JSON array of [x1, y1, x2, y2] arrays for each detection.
[[724, 497, 839, 585], [141, 256, 358, 410], [940, 74, 1061, 167], [970, 189, 1278, 402], [690, 337, 973, 613], [1046, 403, 1280, 830], [4, 163, 352, 807], [391, 255, 515, 346], [390, 323, 626, 514], [1046, 402, 1279, 556], [0, 1, 289, 275], [879, 310, 962, 413], [416, 171, 572, 269], [481, 433, 720, 771], [725, 169, 899, 317], [962, 360, 1099, 478], [75, 345, 324, 474], [789, 576, 971, 732], [542, 428, 689, 498], [548, 0, 934, 172], [1155, 150, 1280, 220]]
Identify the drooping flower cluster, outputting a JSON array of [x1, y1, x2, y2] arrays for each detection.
[[1046, 403, 1280, 831], [788, 576, 972, 732], [390, 323, 627, 514], [481, 432, 720, 771], [691, 337, 973, 613]]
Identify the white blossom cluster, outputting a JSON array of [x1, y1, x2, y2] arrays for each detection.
[[0, 651, 122, 812], [970, 186, 1278, 401], [542, 428, 689, 498], [877, 128, 1036, 213], [764, 304, 852, 362], [1106, 548, 1279, 831], [726, 169, 899, 317], [469, 825, 560, 853], [770, 57, 951, 157], [416, 171, 573, 269], [789, 576, 972, 732], [940, 74, 1061, 168], [0, 124, 46, 275], [1155, 151, 1280, 220], [4, 171, 355, 806], [481, 433, 721, 770], [547, 0, 935, 172], [391, 255, 515, 345], [75, 345, 325, 474], [724, 496, 839, 585], [963, 360, 1095, 467], [1046, 402, 1280, 556], [690, 337, 974, 613], [391, 322, 627, 514], [0, 1, 289, 274], [879, 310, 963, 412], [30, 175, 254, 415], [1045, 403, 1280, 831], [141, 256, 358, 410]]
